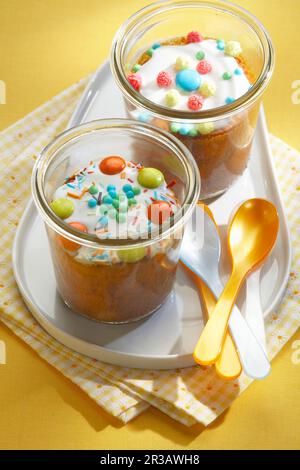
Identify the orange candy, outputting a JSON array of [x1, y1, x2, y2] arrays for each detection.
[[99, 156, 126, 175], [58, 221, 88, 251], [147, 200, 173, 225]]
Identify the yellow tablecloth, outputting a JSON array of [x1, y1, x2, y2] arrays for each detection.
[[0, 0, 299, 450]]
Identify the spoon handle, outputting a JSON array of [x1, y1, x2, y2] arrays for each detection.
[[180, 262, 242, 380], [194, 271, 242, 365]]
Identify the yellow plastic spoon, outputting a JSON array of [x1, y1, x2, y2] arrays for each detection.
[[195, 198, 279, 365]]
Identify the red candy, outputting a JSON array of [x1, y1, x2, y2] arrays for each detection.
[[156, 71, 172, 88], [127, 73, 142, 91], [187, 95, 204, 111], [99, 156, 126, 175], [196, 60, 212, 74], [187, 31, 203, 43], [148, 200, 173, 225]]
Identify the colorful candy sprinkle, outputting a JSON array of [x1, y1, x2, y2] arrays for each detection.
[[197, 122, 215, 135], [187, 31, 203, 43], [99, 156, 126, 175], [225, 97, 235, 104], [138, 168, 164, 189], [196, 50, 205, 60], [127, 73, 142, 91], [157, 71, 172, 87], [175, 69, 201, 92], [199, 81, 216, 97], [196, 60, 212, 75], [165, 89, 180, 107], [187, 95, 204, 111], [175, 56, 190, 71], [216, 39, 225, 51], [225, 40, 242, 57], [89, 185, 98, 195], [50, 198, 74, 219], [223, 72, 232, 80], [234, 68, 242, 75], [88, 198, 97, 208]]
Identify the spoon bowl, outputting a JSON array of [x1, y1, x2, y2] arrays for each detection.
[[229, 199, 279, 273]]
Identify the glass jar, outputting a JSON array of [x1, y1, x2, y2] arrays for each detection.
[[111, 0, 274, 199], [32, 119, 200, 323]]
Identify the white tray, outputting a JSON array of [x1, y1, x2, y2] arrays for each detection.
[[12, 61, 291, 369]]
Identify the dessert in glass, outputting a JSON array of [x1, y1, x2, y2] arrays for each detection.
[[32, 119, 200, 323], [111, 0, 274, 199]]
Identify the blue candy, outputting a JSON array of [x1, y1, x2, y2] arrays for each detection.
[[179, 125, 190, 136], [88, 198, 97, 208], [108, 190, 117, 199], [122, 184, 132, 193], [217, 39, 225, 51], [102, 195, 113, 204], [152, 43, 161, 49], [225, 97, 235, 104], [234, 68, 242, 75], [175, 69, 201, 92], [126, 191, 135, 199], [138, 113, 150, 123], [107, 184, 116, 192]]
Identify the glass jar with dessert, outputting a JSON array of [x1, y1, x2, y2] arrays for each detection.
[[32, 119, 200, 323], [111, 0, 274, 199]]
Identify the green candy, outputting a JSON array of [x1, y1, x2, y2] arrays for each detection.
[[137, 167, 164, 189], [170, 123, 180, 133], [128, 198, 137, 206], [146, 48, 154, 57], [132, 64, 141, 72], [188, 128, 198, 137], [223, 72, 232, 80], [196, 50, 205, 60], [132, 186, 141, 196], [112, 199, 120, 209], [118, 247, 146, 263], [89, 185, 98, 195], [50, 198, 74, 219]]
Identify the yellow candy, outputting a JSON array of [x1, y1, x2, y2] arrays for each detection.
[[175, 56, 190, 71], [199, 82, 216, 98], [197, 122, 215, 135], [225, 40, 242, 57], [165, 89, 180, 107]]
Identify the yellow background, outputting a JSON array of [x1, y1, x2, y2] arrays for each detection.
[[0, 0, 299, 450]]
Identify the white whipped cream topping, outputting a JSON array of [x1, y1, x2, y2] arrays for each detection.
[[137, 39, 251, 111]]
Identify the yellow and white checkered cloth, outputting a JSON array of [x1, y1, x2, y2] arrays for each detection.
[[0, 78, 299, 426]]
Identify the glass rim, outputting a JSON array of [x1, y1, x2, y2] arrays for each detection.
[[32, 118, 200, 250], [110, 0, 275, 123]]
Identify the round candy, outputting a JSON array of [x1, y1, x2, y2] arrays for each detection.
[[107, 184, 116, 192], [147, 200, 173, 225], [216, 39, 225, 51], [222, 72, 232, 80], [187, 31, 203, 43], [175, 56, 190, 71], [88, 198, 97, 208], [170, 123, 180, 133], [128, 198, 137, 206], [165, 89, 180, 107], [89, 184, 98, 195], [225, 97, 235, 104], [187, 95, 204, 111], [196, 60, 212, 75], [99, 156, 126, 175], [59, 221, 88, 251], [118, 247, 146, 263], [108, 190, 118, 199], [126, 190, 135, 199], [122, 183, 132, 193], [137, 168, 164, 189], [199, 81, 216, 98], [234, 68, 242, 75], [179, 125, 190, 136], [112, 199, 120, 209], [197, 122, 215, 135], [188, 128, 198, 137], [152, 43, 161, 50], [50, 198, 74, 219], [175, 69, 201, 92], [132, 64, 141, 73], [132, 186, 141, 196], [146, 48, 154, 57], [102, 195, 113, 204], [156, 71, 172, 88], [196, 50, 205, 60], [127, 73, 142, 91], [225, 40, 242, 57]]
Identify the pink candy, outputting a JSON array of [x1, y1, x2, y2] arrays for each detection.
[[187, 95, 204, 111], [196, 60, 212, 75], [156, 71, 172, 88], [127, 73, 142, 91], [187, 31, 204, 43]]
